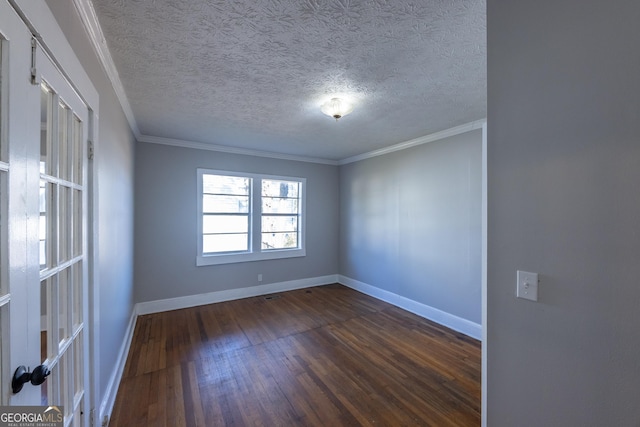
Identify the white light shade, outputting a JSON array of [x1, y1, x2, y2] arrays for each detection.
[[321, 98, 354, 120]]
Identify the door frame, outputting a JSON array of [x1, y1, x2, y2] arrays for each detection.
[[6, 0, 100, 419], [481, 122, 487, 427]]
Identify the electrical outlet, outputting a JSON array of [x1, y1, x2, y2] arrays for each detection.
[[517, 270, 538, 301], [258, 274, 263, 282]]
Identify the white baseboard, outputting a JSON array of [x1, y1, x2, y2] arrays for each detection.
[[135, 274, 339, 316], [98, 308, 138, 426], [338, 275, 482, 340]]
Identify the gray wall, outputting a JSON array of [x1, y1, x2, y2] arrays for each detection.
[[487, 0, 640, 425], [45, 0, 136, 414], [134, 142, 339, 303], [339, 130, 482, 324]]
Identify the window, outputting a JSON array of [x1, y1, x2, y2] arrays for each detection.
[[197, 169, 305, 266], [201, 174, 250, 254]]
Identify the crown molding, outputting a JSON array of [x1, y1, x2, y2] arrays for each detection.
[[72, 0, 141, 138], [338, 119, 486, 165], [138, 134, 339, 166], [137, 118, 486, 167]]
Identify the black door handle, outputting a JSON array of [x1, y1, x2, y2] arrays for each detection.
[[12, 365, 50, 394]]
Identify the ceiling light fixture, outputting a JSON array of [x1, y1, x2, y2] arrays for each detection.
[[321, 98, 354, 121]]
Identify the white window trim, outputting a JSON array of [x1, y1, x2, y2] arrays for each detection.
[[196, 168, 306, 266]]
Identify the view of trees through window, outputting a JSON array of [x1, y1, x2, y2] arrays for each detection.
[[201, 173, 301, 255], [261, 179, 300, 250]]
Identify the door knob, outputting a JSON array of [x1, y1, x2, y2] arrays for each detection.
[[30, 365, 51, 386], [12, 365, 50, 394]]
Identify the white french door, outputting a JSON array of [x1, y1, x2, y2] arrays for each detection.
[[0, 2, 91, 425], [37, 47, 90, 425]]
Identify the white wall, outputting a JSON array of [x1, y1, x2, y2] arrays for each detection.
[[487, 0, 640, 425], [133, 142, 339, 303], [45, 0, 136, 418], [339, 130, 483, 327]]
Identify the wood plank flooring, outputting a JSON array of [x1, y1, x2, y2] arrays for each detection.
[[109, 284, 481, 426]]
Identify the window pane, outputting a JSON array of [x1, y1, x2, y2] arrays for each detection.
[[262, 179, 299, 198], [39, 207, 46, 267], [262, 215, 298, 233], [262, 232, 298, 250], [39, 181, 53, 269], [203, 233, 248, 253], [58, 101, 69, 180], [73, 333, 83, 398], [261, 179, 300, 251], [203, 194, 249, 213], [58, 268, 69, 343], [59, 351, 70, 416], [72, 189, 82, 257], [203, 174, 249, 195], [40, 85, 52, 175], [72, 262, 82, 327], [72, 116, 83, 184], [262, 197, 298, 214], [203, 215, 248, 234], [40, 279, 50, 363], [58, 102, 71, 179], [59, 186, 70, 263]]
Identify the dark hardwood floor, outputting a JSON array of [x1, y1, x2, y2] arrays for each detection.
[[109, 284, 481, 426]]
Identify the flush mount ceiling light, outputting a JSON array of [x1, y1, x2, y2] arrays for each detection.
[[321, 98, 354, 121]]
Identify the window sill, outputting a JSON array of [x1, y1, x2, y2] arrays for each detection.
[[196, 247, 306, 266]]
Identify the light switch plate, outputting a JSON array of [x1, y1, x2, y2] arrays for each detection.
[[517, 270, 538, 301]]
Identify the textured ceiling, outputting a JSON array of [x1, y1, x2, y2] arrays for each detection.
[[91, 0, 486, 161]]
